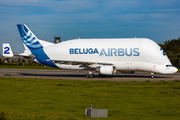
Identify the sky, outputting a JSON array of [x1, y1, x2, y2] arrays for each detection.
[[0, 0, 180, 55]]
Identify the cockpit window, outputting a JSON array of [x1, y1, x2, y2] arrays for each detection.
[[166, 65, 173, 67]]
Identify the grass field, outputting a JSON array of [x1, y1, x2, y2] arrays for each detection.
[[0, 77, 180, 120], [0, 64, 59, 70]]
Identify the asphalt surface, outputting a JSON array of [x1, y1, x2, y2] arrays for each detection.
[[0, 69, 180, 81]]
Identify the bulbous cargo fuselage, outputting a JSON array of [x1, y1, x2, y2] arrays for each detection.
[[43, 38, 177, 74], [17, 24, 178, 77]]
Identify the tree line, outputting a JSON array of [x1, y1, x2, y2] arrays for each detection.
[[159, 37, 180, 68]]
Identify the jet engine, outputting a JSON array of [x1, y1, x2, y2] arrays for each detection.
[[95, 66, 116, 75]]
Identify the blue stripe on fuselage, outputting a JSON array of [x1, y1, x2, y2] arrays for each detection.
[[31, 48, 58, 68]]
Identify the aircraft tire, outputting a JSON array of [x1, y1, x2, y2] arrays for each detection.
[[90, 74, 94, 78], [98, 74, 102, 78], [86, 74, 90, 78], [98, 74, 107, 78], [104, 75, 107, 77]]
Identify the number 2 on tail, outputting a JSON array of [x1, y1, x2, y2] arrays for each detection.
[[4, 47, 10, 54]]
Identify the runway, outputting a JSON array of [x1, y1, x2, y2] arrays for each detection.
[[0, 69, 180, 81]]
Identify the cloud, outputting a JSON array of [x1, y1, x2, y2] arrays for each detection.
[[0, 0, 180, 53], [47, 0, 97, 12], [0, 0, 41, 6], [114, 12, 179, 23], [104, 0, 142, 9], [151, 0, 179, 6], [0, 0, 98, 12]]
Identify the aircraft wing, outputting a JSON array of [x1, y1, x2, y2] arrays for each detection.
[[48, 59, 113, 66]]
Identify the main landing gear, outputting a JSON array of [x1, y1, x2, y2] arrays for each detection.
[[86, 73, 108, 78], [85, 69, 108, 78], [98, 74, 107, 78], [86, 74, 95, 78], [86, 69, 95, 78]]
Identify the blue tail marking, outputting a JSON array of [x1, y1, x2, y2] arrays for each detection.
[[17, 24, 42, 50], [17, 24, 58, 68]]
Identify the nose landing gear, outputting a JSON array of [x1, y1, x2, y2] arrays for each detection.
[[150, 73, 155, 78]]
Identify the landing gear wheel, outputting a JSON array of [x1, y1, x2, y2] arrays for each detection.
[[86, 69, 95, 78], [150, 73, 155, 78], [90, 74, 94, 78], [86, 74, 90, 78], [98, 74, 102, 78], [98, 74, 107, 78], [151, 75, 154, 78], [86, 74, 94, 78], [103, 75, 107, 77]]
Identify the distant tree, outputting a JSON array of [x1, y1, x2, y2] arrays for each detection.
[[0, 59, 3, 65], [159, 37, 180, 67]]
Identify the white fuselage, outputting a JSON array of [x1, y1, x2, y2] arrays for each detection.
[[42, 38, 177, 74]]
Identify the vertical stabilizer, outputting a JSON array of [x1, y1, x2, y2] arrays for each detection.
[[3, 43, 13, 57], [17, 24, 58, 68], [17, 24, 43, 51]]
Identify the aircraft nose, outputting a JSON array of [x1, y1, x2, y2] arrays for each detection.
[[174, 67, 178, 73]]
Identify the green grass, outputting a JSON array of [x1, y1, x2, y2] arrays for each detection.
[[0, 78, 180, 120], [0, 64, 59, 70]]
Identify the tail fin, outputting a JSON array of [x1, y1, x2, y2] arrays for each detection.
[[17, 24, 43, 51], [17, 24, 58, 68], [3, 43, 13, 57]]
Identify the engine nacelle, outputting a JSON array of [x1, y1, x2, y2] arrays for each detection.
[[96, 66, 116, 75], [120, 71, 135, 74]]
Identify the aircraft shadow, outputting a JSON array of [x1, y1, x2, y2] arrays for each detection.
[[19, 73, 170, 78]]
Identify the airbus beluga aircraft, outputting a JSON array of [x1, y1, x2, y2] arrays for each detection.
[[17, 24, 178, 78]]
